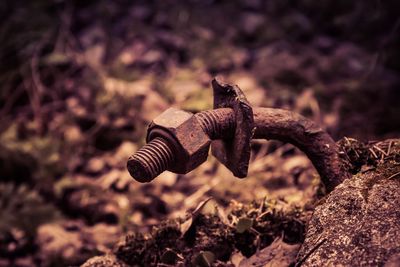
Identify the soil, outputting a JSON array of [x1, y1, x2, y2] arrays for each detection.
[[85, 198, 310, 266], [83, 139, 400, 266]]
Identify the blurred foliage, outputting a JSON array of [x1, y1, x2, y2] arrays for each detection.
[[0, 183, 60, 258], [0, 183, 60, 237], [1, 124, 64, 181]]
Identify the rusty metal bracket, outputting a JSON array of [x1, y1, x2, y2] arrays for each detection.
[[211, 78, 255, 178]]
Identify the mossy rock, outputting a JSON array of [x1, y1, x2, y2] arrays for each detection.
[[298, 139, 400, 266]]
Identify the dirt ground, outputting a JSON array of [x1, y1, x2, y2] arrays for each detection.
[[0, 1, 399, 266]]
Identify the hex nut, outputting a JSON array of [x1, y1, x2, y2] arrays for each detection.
[[146, 107, 211, 174]]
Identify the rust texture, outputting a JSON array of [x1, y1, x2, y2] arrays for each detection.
[[198, 107, 348, 192], [252, 108, 349, 192], [210, 78, 255, 178], [127, 108, 210, 182], [127, 137, 174, 183], [127, 80, 350, 192]]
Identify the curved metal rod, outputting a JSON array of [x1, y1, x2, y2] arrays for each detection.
[[129, 107, 350, 192], [253, 108, 349, 192], [199, 108, 350, 192]]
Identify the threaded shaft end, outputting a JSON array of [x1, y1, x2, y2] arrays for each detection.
[[127, 137, 174, 183], [195, 108, 235, 139]]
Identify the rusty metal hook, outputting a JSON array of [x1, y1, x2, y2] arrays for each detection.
[[127, 78, 349, 192]]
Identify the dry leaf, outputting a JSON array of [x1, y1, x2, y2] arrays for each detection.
[[236, 217, 253, 233]]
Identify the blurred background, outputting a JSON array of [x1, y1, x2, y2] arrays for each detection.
[[1, 0, 399, 266]]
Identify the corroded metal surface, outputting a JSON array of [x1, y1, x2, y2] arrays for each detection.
[[127, 108, 211, 182], [210, 78, 255, 178], [127, 79, 348, 192]]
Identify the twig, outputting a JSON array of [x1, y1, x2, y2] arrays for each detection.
[[258, 195, 266, 213], [256, 210, 272, 221], [344, 137, 351, 146], [373, 145, 388, 163], [353, 148, 360, 159], [373, 145, 388, 157], [387, 141, 393, 156], [369, 148, 378, 159], [388, 171, 400, 180]]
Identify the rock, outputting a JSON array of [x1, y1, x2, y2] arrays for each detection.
[[298, 140, 400, 266]]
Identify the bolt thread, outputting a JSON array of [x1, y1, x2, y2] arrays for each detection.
[[127, 137, 174, 183], [195, 108, 235, 139]]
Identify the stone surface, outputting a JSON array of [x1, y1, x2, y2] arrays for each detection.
[[298, 140, 400, 266]]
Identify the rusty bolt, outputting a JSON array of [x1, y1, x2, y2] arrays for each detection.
[[127, 137, 174, 183], [127, 108, 212, 182]]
